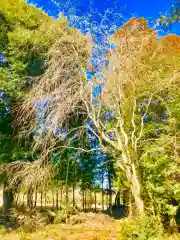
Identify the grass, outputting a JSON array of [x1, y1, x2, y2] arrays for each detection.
[[0, 213, 121, 240], [0, 212, 180, 240], [1, 222, 180, 240]]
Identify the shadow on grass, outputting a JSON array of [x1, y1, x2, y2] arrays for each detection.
[[101, 205, 126, 219]]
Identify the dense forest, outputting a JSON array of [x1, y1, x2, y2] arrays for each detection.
[[0, 0, 180, 239]]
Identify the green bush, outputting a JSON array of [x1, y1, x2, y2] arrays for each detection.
[[53, 205, 77, 224], [53, 209, 67, 224], [120, 215, 164, 240]]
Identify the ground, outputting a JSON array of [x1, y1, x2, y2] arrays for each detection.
[[0, 213, 121, 240]]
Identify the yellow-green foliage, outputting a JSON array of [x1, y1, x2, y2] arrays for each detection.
[[119, 216, 164, 240], [0, 0, 69, 80]]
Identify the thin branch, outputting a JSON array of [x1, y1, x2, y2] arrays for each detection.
[[135, 93, 154, 150], [131, 97, 137, 148]]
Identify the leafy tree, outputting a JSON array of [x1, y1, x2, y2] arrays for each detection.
[[0, 0, 70, 215], [81, 18, 180, 216]]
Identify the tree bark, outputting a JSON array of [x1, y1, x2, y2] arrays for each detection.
[[131, 163, 144, 216], [121, 150, 145, 216]]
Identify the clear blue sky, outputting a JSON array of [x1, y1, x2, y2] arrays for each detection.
[[28, 0, 180, 35]]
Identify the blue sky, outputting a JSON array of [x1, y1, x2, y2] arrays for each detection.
[[28, 0, 180, 35]]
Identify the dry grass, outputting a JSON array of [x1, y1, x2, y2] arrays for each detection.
[[1, 214, 180, 240], [0, 213, 121, 240]]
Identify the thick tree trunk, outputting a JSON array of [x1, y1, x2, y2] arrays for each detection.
[[121, 150, 145, 216], [3, 182, 14, 219], [131, 163, 144, 216]]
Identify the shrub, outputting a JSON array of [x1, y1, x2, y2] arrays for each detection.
[[120, 215, 164, 240], [53, 204, 77, 224]]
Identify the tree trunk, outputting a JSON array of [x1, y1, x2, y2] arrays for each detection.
[[72, 184, 75, 209], [94, 191, 97, 212], [73, 161, 76, 210], [60, 187, 63, 209], [121, 150, 145, 216], [52, 189, 55, 208], [108, 170, 112, 210], [56, 188, 59, 210], [3, 182, 14, 219], [44, 191, 47, 208], [82, 190, 85, 211], [115, 190, 121, 207], [34, 186, 38, 207], [131, 163, 144, 216], [84, 190, 87, 212], [14, 193, 19, 205], [40, 189, 43, 208], [65, 184, 69, 209], [101, 170, 104, 210], [27, 186, 33, 209], [23, 192, 25, 205]]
